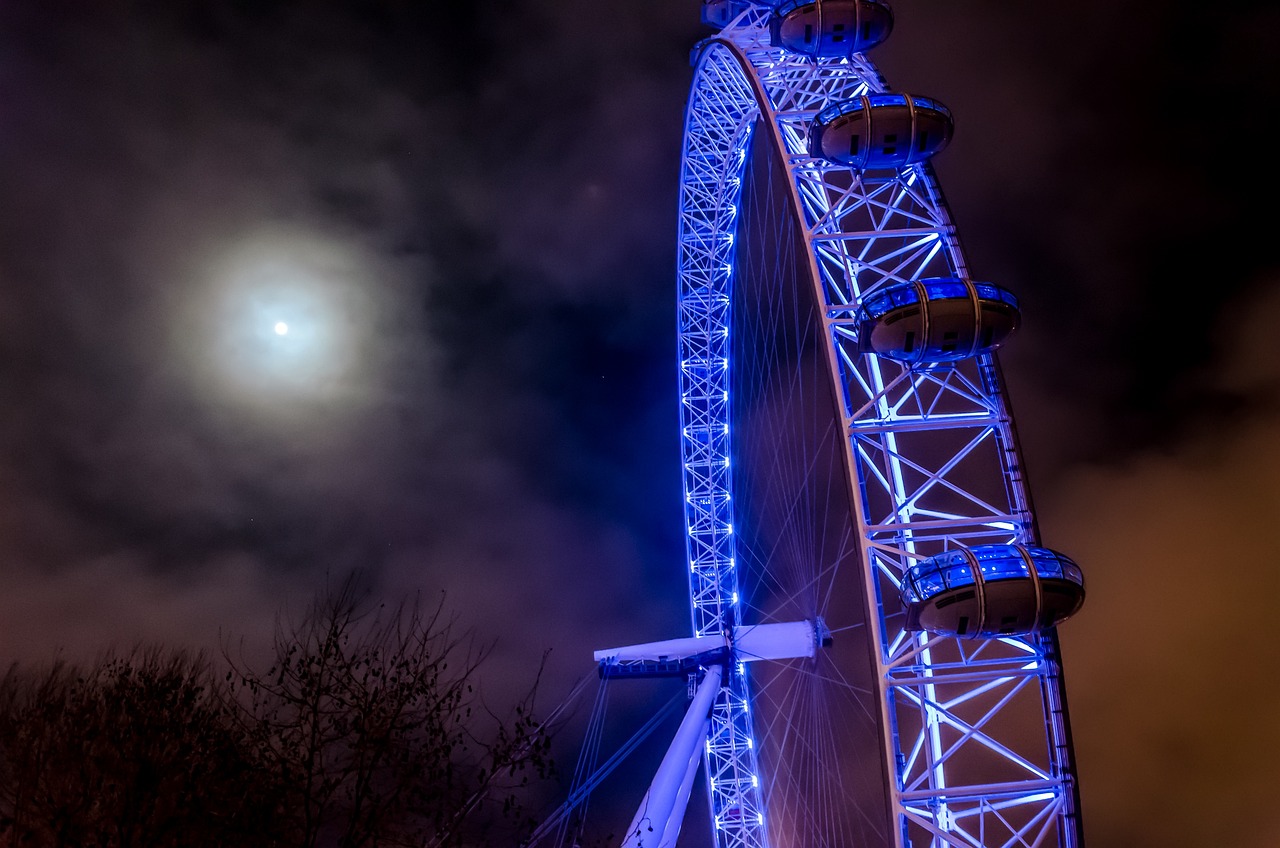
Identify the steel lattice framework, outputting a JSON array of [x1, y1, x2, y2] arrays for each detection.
[[675, 10, 1082, 848]]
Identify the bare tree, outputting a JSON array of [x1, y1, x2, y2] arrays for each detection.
[[226, 579, 553, 848], [0, 650, 284, 848], [0, 583, 553, 848]]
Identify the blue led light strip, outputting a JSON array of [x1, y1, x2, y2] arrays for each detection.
[[675, 11, 1081, 848]]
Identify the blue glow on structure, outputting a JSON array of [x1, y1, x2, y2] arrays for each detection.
[[903, 545, 1083, 604], [673, 8, 1082, 848], [676, 25, 768, 848]]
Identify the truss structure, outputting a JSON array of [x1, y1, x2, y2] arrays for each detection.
[[674, 10, 1082, 848]]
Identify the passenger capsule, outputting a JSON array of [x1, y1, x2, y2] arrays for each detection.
[[901, 545, 1085, 638], [856, 277, 1019, 363], [810, 93, 953, 169], [701, 0, 751, 29], [770, 0, 894, 57]]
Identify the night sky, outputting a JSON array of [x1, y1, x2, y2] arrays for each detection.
[[2, 2, 1279, 847]]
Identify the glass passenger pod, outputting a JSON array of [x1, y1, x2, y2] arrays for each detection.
[[901, 545, 1085, 638], [700, 0, 756, 29], [770, 0, 894, 57], [809, 92, 953, 170], [855, 277, 1019, 364]]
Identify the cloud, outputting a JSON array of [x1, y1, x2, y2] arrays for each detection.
[[0, 551, 284, 666], [0, 2, 1276, 843], [0, 1, 688, 685], [1043, 279, 1280, 848]]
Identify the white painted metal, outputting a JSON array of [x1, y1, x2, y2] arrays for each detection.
[[621, 665, 724, 848], [669, 7, 1083, 848], [595, 621, 818, 665]]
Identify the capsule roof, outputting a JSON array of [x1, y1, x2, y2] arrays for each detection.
[[815, 93, 952, 126], [859, 278, 1018, 319], [700, 0, 754, 29]]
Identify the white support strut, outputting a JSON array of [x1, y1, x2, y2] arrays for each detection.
[[595, 620, 821, 666], [621, 665, 724, 848]]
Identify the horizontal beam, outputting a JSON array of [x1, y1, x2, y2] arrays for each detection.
[[596, 620, 827, 673]]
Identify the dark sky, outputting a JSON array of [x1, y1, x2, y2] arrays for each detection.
[[2, 2, 1279, 846]]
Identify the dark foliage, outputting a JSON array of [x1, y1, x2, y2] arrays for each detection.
[[226, 580, 554, 847], [0, 584, 551, 848], [0, 651, 284, 847]]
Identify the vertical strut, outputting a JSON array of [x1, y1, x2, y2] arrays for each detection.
[[622, 665, 724, 848]]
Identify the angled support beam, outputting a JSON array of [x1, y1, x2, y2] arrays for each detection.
[[621, 665, 724, 848]]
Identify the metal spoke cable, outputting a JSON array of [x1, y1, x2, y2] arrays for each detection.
[[554, 675, 610, 848], [525, 687, 687, 848]]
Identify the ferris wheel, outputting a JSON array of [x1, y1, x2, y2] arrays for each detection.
[[566, 3, 1087, 847]]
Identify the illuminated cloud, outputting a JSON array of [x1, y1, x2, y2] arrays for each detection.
[[185, 230, 377, 407], [0, 3, 1275, 846], [1046, 280, 1280, 848]]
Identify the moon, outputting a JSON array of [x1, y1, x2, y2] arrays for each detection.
[[187, 230, 383, 413]]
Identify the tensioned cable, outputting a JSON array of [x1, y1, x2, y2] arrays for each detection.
[[727, 113, 891, 846], [524, 687, 687, 848], [553, 674, 610, 848]]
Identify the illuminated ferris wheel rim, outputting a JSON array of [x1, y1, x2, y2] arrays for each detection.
[[584, 4, 1084, 848]]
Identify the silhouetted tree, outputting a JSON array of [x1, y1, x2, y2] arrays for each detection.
[[0, 650, 285, 848], [0, 583, 552, 848], [226, 579, 553, 848]]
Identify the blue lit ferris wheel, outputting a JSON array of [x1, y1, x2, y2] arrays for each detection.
[[576, 3, 1087, 847]]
